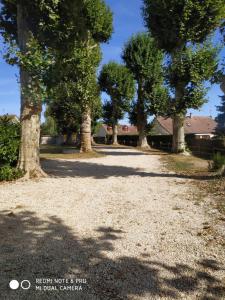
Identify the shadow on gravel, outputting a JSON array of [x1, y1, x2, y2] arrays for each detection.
[[42, 159, 216, 181], [0, 210, 224, 299], [96, 151, 146, 156]]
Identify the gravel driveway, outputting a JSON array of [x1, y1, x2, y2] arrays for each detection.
[[0, 146, 224, 300]]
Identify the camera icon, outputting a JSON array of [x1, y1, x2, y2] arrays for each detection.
[[9, 280, 31, 290]]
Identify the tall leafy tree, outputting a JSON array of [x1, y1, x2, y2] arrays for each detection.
[[143, 0, 225, 153], [122, 33, 167, 148], [47, 98, 82, 144], [99, 62, 135, 144], [0, 0, 113, 177], [46, 0, 113, 153], [0, 1, 85, 176], [166, 42, 220, 151], [0, 1, 54, 177]]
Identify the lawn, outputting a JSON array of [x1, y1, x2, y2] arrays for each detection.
[[160, 151, 225, 214]]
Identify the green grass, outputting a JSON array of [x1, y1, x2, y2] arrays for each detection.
[[161, 153, 208, 174], [161, 152, 225, 215]]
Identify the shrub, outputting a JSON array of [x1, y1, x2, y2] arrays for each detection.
[[0, 116, 21, 166], [0, 165, 24, 181], [211, 152, 225, 171]]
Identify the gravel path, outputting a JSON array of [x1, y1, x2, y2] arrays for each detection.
[[0, 146, 224, 300]]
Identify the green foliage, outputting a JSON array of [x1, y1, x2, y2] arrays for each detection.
[[99, 62, 135, 125], [122, 32, 169, 127], [41, 115, 58, 136], [143, 0, 224, 121], [143, 0, 225, 52], [122, 33, 163, 81], [102, 100, 123, 126], [145, 84, 169, 116], [166, 42, 219, 114], [211, 152, 225, 171], [0, 165, 24, 182], [47, 97, 82, 135], [0, 116, 20, 167], [83, 0, 113, 43], [0, 0, 113, 107], [167, 43, 219, 87], [44, 0, 112, 139]]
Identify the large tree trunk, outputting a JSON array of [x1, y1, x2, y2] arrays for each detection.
[[171, 48, 187, 154], [172, 114, 186, 153], [17, 4, 46, 178], [137, 84, 150, 149], [80, 107, 92, 152], [112, 123, 118, 145], [112, 98, 118, 145]]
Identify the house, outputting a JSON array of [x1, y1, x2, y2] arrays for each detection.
[[95, 124, 138, 144], [96, 124, 138, 138], [151, 115, 218, 139], [0, 114, 19, 123]]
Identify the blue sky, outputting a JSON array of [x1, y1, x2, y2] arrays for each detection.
[[0, 0, 224, 121]]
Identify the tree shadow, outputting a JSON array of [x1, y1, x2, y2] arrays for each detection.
[[0, 210, 224, 299], [42, 159, 216, 181], [95, 151, 146, 156]]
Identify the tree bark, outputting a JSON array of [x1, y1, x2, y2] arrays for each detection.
[[172, 114, 186, 153], [171, 47, 187, 154], [137, 83, 150, 149], [17, 4, 46, 178], [112, 97, 118, 145], [91, 135, 97, 145], [80, 107, 92, 152], [112, 123, 118, 145]]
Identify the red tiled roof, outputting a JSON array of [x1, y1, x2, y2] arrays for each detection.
[[103, 124, 138, 136], [157, 116, 217, 135]]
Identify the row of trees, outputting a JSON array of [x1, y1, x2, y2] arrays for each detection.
[[0, 0, 113, 178], [0, 0, 224, 178], [99, 0, 224, 153]]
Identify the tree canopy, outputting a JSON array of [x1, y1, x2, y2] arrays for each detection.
[[143, 0, 225, 52], [122, 32, 168, 147], [166, 42, 220, 114], [99, 61, 135, 144]]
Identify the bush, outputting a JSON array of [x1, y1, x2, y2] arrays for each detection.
[[211, 152, 225, 171], [0, 116, 21, 166], [0, 165, 24, 181]]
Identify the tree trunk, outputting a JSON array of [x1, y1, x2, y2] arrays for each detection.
[[137, 84, 150, 149], [91, 135, 97, 145], [172, 114, 186, 153], [80, 107, 92, 152], [171, 48, 187, 154], [17, 4, 46, 178], [65, 131, 73, 145], [112, 123, 118, 145], [112, 97, 118, 145]]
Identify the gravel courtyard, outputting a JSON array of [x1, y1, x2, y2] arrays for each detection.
[[0, 146, 224, 300]]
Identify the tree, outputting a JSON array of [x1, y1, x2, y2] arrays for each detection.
[[143, 0, 225, 153], [0, 0, 113, 178], [216, 96, 225, 134], [47, 98, 82, 144], [122, 33, 167, 148], [99, 62, 135, 144], [41, 115, 58, 137], [166, 42, 219, 151], [45, 0, 113, 153], [0, 1, 53, 177]]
